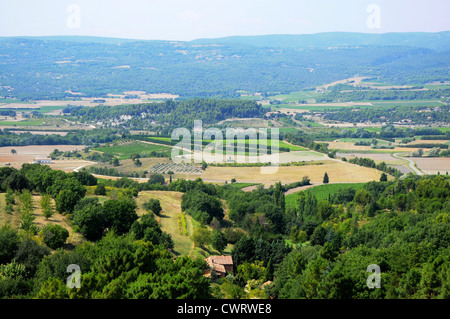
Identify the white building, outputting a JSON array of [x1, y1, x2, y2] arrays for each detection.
[[33, 158, 52, 164]]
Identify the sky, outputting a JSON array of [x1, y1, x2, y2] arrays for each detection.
[[1, 0, 450, 41]]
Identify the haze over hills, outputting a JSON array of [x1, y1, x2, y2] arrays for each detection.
[[0, 31, 449, 99], [192, 31, 450, 51]]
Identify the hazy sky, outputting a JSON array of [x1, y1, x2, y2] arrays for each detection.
[[1, 0, 449, 40]]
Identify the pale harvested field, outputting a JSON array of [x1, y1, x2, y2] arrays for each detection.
[[317, 76, 369, 90], [407, 140, 449, 145], [410, 157, 450, 174], [326, 141, 420, 152], [0, 145, 86, 168], [12, 130, 69, 136], [201, 160, 383, 184], [49, 160, 97, 172], [0, 94, 177, 110], [338, 152, 408, 166], [188, 150, 326, 165], [321, 123, 384, 128]]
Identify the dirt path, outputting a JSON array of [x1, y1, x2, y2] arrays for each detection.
[[73, 161, 97, 172], [392, 153, 423, 175], [284, 183, 321, 195]]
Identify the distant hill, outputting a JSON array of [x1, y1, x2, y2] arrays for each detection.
[[0, 32, 449, 99], [1, 35, 146, 44], [191, 31, 450, 51]]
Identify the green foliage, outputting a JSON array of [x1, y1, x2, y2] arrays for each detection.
[[55, 189, 82, 214], [182, 189, 224, 224], [130, 214, 174, 250], [39, 194, 53, 219], [94, 184, 107, 196], [3, 34, 450, 100], [191, 227, 211, 248], [147, 173, 166, 185], [0, 129, 119, 148], [69, 99, 268, 129], [39, 224, 69, 250], [0, 225, 20, 265], [268, 175, 450, 299], [72, 198, 107, 241], [0, 260, 27, 280], [143, 198, 162, 216], [323, 103, 450, 125], [14, 237, 50, 277], [19, 189, 33, 214], [211, 229, 228, 253], [349, 156, 403, 178], [103, 198, 138, 235], [323, 172, 329, 184]]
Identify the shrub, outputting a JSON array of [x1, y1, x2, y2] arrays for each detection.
[[40, 224, 69, 250]]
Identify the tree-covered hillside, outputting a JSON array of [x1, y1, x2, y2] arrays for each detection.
[[67, 98, 268, 128], [1, 32, 449, 99], [0, 161, 448, 299]]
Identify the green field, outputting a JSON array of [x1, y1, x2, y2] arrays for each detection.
[[436, 127, 450, 133], [268, 90, 321, 103], [0, 118, 46, 126], [228, 182, 260, 189], [370, 100, 444, 107], [342, 127, 383, 133], [147, 136, 308, 152], [286, 182, 366, 210], [0, 105, 63, 114], [93, 140, 172, 159]]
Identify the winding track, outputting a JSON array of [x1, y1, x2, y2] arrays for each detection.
[[392, 153, 423, 175]]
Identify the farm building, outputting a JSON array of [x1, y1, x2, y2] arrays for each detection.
[[204, 256, 234, 278], [33, 158, 53, 164]]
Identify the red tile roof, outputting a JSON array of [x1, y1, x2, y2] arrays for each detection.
[[205, 256, 233, 274]]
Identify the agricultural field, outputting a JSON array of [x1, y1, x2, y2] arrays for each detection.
[[409, 157, 450, 175], [0, 144, 86, 169], [135, 191, 233, 259], [0, 119, 46, 126], [148, 136, 308, 152], [92, 140, 172, 160], [337, 152, 408, 166], [89, 157, 171, 174], [136, 191, 194, 256], [0, 194, 83, 247], [325, 140, 421, 153], [10, 130, 69, 136], [268, 90, 322, 103], [285, 182, 366, 210], [201, 160, 383, 184], [148, 163, 202, 175]]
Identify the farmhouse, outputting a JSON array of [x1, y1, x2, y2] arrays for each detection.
[[33, 158, 52, 164], [204, 256, 234, 278]]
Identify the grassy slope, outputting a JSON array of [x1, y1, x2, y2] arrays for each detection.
[[0, 194, 83, 247], [93, 140, 172, 160], [286, 182, 365, 210], [136, 190, 235, 260]]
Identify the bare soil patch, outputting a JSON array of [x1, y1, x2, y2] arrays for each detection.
[[410, 157, 450, 174], [0, 145, 86, 168], [201, 160, 382, 185]]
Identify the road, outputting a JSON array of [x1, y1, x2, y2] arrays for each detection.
[[392, 153, 423, 175], [73, 161, 97, 172]]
